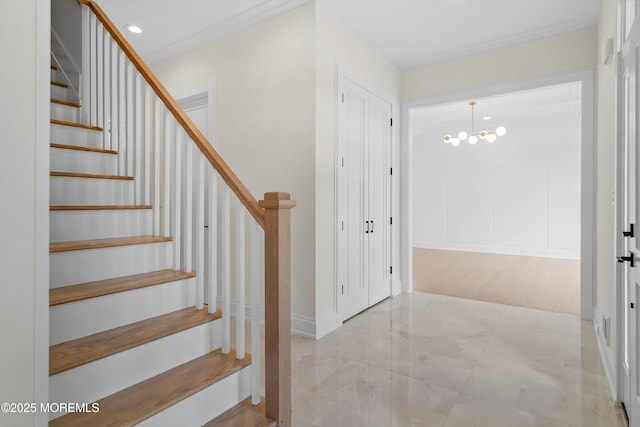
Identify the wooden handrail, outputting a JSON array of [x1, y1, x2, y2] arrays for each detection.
[[78, 0, 265, 229]]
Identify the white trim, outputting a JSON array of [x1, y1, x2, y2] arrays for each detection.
[[176, 80, 217, 148], [214, 297, 326, 339], [392, 278, 402, 297], [401, 69, 596, 321], [413, 241, 580, 260], [37, 0, 51, 423], [595, 320, 618, 399], [315, 312, 342, 339]]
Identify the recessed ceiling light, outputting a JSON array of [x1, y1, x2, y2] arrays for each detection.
[[483, 116, 492, 121], [127, 25, 142, 34]]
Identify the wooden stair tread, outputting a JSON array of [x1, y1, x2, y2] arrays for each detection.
[[51, 204, 151, 211], [50, 349, 250, 426], [50, 269, 195, 306], [51, 98, 81, 108], [204, 397, 276, 427], [51, 80, 68, 88], [50, 307, 221, 375], [50, 235, 172, 253], [50, 143, 116, 154], [50, 171, 133, 180], [51, 118, 103, 131]]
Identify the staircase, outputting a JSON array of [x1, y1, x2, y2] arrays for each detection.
[[47, 1, 293, 425]]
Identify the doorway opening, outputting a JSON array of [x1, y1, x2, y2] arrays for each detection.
[[401, 71, 595, 319]]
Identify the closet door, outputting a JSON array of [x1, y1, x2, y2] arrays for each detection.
[[367, 94, 392, 306], [337, 76, 392, 321]]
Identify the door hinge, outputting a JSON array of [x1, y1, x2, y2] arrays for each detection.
[[390, 217, 392, 225], [341, 221, 344, 231], [390, 167, 392, 175], [341, 93, 345, 104], [390, 118, 393, 126], [341, 284, 344, 295], [390, 266, 393, 274], [341, 157, 345, 168]]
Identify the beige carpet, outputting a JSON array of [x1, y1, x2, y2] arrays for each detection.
[[413, 248, 580, 315]]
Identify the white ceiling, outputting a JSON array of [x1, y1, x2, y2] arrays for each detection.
[[411, 82, 582, 137], [98, 0, 601, 68]]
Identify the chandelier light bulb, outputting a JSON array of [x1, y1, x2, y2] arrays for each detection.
[[469, 135, 478, 144], [458, 131, 468, 141], [496, 126, 507, 136], [479, 131, 487, 139], [487, 133, 497, 143], [451, 137, 461, 146], [443, 135, 452, 143]]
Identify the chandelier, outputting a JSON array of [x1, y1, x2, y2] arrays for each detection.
[[443, 101, 506, 146]]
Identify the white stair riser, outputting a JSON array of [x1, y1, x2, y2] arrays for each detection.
[[51, 69, 57, 80], [50, 177, 134, 205], [50, 241, 173, 287], [51, 124, 104, 148], [50, 103, 79, 122], [50, 148, 118, 176], [51, 85, 69, 100], [50, 209, 152, 242], [50, 278, 196, 345], [138, 366, 252, 427], [49, 320, 222, 419]]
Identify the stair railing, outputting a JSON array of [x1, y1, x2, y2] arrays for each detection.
[[77, 1, 293, 424]]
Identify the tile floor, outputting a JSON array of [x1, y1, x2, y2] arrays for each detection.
[[290, 292, 627, 427]]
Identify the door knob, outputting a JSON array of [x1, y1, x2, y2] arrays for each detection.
[[617, 252, 636, 267]]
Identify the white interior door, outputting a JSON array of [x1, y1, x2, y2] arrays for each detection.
[[621, 2, 640, 423], [337, 75, 392, 321]]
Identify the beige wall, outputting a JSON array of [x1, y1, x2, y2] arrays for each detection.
[[0, 0, 49, 425], [153, 3, 317, 319], [315, 3, 402, 324], [595, 0, 619, 393], [403, 26, 597, 100]]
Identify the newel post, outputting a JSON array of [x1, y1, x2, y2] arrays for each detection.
[[259, 192, 296, 426]]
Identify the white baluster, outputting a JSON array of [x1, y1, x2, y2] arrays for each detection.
[[236, 203, 246, 359], [153, 101, 162, 235], [173, 131, 183, 271], [96, 23, 103, 131], [163, 111, 172, 236], [250, 219, 261, 405], [134, 72, 142, 204], [81, 7, 90, 124], [126, 61, 134, 178], [143, 86, 151, 205], [88, 13, 97, 124], [110, 38, 118, 155], [196, 155, 205, 310], [221, 185, 231, 354], [207, 170, 218, 313], [117, 50, 126, 176], [185, 143, 193, 274], [102, 30, 111, 150]]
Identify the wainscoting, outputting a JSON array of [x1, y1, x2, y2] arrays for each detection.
[[413, 248, 580, 315]]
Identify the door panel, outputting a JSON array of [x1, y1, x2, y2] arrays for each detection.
[[337, 76, 392, 320]]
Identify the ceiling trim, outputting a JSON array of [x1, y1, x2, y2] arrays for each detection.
[[399, 20, 596, 69], [145, 0, 311, 64]]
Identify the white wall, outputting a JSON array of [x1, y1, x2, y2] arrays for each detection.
[[413, 116, 581, 259], [0, 0, 49, 425], [595, 0, 619, 395], [403, 26, 597, 100], [152, 3, 317, 320], [315, 2, 402, 332]]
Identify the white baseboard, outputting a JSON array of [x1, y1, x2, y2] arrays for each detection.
[[215, 297, 334, 339], [413, 241, 580, 260], [392, 279, 402, 296], [593, 319, 617, 399], [315, 312, 342, 339]]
